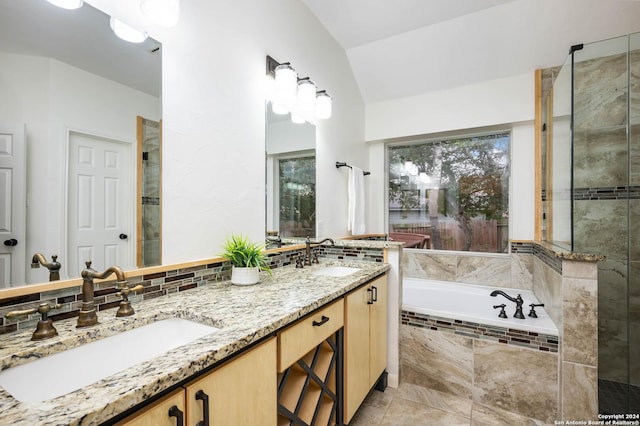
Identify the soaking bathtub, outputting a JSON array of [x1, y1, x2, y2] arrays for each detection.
[[402, 278, 558, 336]]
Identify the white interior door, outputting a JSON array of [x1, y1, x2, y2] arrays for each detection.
[[67, 132, 133, 276], [0, 124, 26, 288]]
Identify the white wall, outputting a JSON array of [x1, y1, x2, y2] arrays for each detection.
[[365, 73, 537, 240], [87, 0, 366, 263], [0, 52, 159, 282]]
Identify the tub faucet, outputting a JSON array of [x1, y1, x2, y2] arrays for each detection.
[[78, 261, 127, 328], [490, 290, 525, 319], [304, 237, 335, 266], [31, 253, 62, 281]]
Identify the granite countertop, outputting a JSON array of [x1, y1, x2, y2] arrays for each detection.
[[0, 259, 389, 425]]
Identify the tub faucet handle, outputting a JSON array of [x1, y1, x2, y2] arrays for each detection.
[[528, 303, 545, 318], [493, 304, 507, 318]]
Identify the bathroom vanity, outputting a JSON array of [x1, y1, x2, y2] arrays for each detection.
[[0, 260, 389, 425]]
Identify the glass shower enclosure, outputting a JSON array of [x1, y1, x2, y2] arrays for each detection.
[[543, 32, 640, 415]]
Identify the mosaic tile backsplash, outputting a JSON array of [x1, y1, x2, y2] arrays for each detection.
[[0, 245, 384, 336]]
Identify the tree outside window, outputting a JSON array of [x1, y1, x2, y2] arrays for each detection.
[[388, 133, 510, 253], [279, 156, 316, 238]]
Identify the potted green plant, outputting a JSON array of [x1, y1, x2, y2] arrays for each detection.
[[221, 234, 270, 285]]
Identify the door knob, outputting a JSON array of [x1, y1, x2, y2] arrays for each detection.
[[3, 239, 18, 247], [119, 234, 128, 240]]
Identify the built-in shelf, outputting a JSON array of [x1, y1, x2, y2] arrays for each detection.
[[277, 332, 341, 426]]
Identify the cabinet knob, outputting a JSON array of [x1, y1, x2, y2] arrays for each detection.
[[367, 288, 374, 304], [168, 405, 184, 426], [3, 238, 18, 246], [195, 389, 210, 426]]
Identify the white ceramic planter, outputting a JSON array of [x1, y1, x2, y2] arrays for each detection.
[[230, 266, 260, 285]]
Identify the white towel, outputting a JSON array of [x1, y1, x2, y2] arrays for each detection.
[[348, 166, 366, 235]]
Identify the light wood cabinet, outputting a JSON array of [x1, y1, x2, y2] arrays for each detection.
[[344, 275, 388, 423], [116, 338, 277, 426], [277, 299, 343, 426], [184, 337, 277, 426], [115, 388, 186, 426]]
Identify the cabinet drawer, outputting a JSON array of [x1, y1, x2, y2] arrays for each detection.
[[278, 299, 344, 372]]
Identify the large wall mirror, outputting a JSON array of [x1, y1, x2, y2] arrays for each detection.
[[0, 0, 161, 287], [265, 102, 316, 240]]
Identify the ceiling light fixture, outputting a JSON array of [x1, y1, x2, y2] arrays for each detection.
[[46, 0, 83, 9], [110, 17, 148, 43], [266, 55, 333, 124], [140, 0, 180, 27]]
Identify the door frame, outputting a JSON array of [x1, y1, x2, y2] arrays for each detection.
[[62, 127, 136, 278]]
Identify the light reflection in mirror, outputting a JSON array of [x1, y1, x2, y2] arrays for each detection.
[[265, 101, 316, 240]]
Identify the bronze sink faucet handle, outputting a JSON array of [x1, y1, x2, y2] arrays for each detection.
[[6, 302, 62, 341], [116, 283, 145, 317]]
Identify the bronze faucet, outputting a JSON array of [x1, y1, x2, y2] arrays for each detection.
[[490, 290, 525, 319], [304, 237, 335, 266], [78, 261, 127, 328], [6, 302, 61, 340], [31, 253, 62, 281]]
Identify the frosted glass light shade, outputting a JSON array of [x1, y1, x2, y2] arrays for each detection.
[[46, 0, 83, 9], [271, 102, 288, 115], [141, 0, 180, 27], [291, 113, 305, 124], [275, 64, 297, 101], [316, 92, 332, 119], [297, 79, 316, 110], [110, 18, 148, 43]]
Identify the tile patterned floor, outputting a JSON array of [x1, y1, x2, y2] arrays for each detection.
[[348, 383, 546, 426]]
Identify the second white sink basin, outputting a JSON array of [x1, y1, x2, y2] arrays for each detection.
[[0, 318, 220, 402], [313, 266, 361, 277]]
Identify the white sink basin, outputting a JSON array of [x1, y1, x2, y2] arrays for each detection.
[[0, 318, 219, 402], [313, 266, 361, 277]]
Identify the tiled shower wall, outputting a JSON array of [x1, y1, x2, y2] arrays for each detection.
[[571, 48, 640, 389], [140, 118, 161, 267]]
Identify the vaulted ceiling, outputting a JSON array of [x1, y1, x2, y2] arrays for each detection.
[[302, 0, 640, 103]]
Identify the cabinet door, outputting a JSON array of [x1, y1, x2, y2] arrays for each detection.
[[344, 284, 371, 423], [185, 337, 277, 426], [369, 276, 388, 385], [115, 388, 186, 426]]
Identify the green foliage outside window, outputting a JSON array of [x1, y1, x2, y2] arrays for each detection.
[[279, 156, 316, 238], [388, 133, 510, 252]]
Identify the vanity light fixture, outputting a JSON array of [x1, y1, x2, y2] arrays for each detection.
[[315, 91, 332, 120], [46, 0, 83, 9], [110, 17, 148, 43], [266, 55, 333, 123], [140, 0, 180, 27], [275, 63, 298, 102], [271, 102, 288, 115], [297, 78, 317, 110]]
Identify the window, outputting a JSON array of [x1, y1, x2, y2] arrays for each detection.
[[388, 132, 510, 253], [278, 156, 316, 238]]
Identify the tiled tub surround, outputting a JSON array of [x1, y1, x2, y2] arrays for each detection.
[[0, 258, 389, 425], [401, 241, 602, 421]]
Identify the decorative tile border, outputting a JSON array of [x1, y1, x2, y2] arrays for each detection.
[[573, 186, 640, 200], [510, 241, 533, 254], [0, 244, 385, 335], [533, 243, 563, 275], [401, 310, 559, 353]]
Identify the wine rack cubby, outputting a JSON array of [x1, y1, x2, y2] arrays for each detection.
[[277, 331, 343, 426]]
